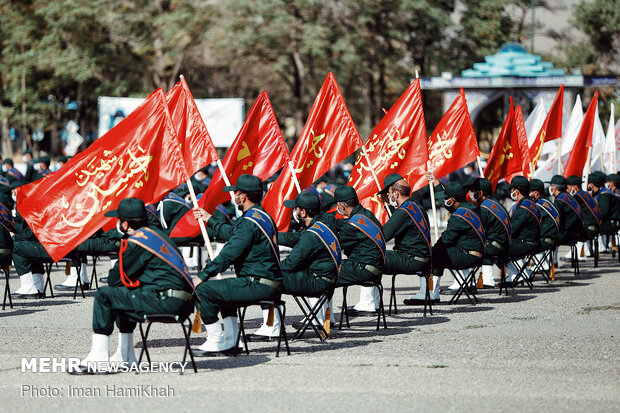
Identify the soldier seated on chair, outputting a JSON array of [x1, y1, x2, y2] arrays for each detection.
[[190, 174, 282, 355], [69, 198, 194, 374], [566, 175, 601, 260], [332, 186, 385, 316], [529, 179, 560, 253], [465, 177, 511, 289], [430, 182, 485, 301], [549, 175, 585, 247], [276, 191, 340, 329], [505, 176, 541, 283]]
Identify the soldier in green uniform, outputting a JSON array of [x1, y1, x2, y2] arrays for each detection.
[[589, 172, 619, 253], [276, 191, 340, 327], [190, 174, 282, 355], [32, 156, 53, 181], [1, 158, 24, 183], [565, 175, 600, 260], [549, 175, 585, 247], [505, 176, 541, 282], [529, 178, 560, 252], [23, 150, 36, 182], [0, 185, 13, 271], [332, 186, 385, 315], [367, 173, 431, 306], [430, 182, 485, 301], [465, 177, 511, 288], [70, 198, 194, 374], [10, 210, 47, 299]]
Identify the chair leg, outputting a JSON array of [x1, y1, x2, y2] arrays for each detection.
[[378, 284, 387, 330], [138, 322, 153, 364], [43, 263, 54, 298], [388, 274, 397, 316], [181, 320, 198, 373], [237, 307, 250, 355], [275, 304, 290, 357], [91, 256, 99, 290], [339, 286, 349, 329], [423, 274, 432, 316], [3, 267, 13, 310], [73, 260, 85, 299]]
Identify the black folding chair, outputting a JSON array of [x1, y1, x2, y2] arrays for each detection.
[[339, 278, 387, 330], [2, 266, 12, 310], [529, 248, 554, 283], [448, 265, 481, 305], [500, 254, 536, 295], [138, 313, 197, 374], [237, 299, 290, 357], [291, 287, 335, 341], [388, 272, 433, 316]]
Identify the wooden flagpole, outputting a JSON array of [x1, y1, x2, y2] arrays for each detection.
[[362, 145, 391, 217], [288, 161, 303, 194]]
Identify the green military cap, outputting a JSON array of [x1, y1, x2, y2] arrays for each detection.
[[444, 182, 466, 198], [467, 177, 492, 195], [37, 156, 50, 166], [2, 158, 13, 166], [566, 175, 582, 186], [588, 172, 605, 187], [104, 198, 147, 219], [321, 193, 337, 211], [58, 155, 69, 163], [550, 175, 566, 186], [510, 175, 530, 193], [607, 173, 620, 185], [284, 191, 320, 210], [223, 174, 263, 193], [378, 173, 404, 194], [24, 149, 32, 155], [334, 186, 358, 202], [529, 178, 545, 193]]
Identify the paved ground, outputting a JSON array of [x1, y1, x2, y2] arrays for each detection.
[[1, 246, 619, 412]]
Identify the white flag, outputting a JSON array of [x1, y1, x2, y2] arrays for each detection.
[[603, 103, 617, 173], [534, 95, 583, 181], [525, 98, 547, 148], [589, 106, 606, 173]]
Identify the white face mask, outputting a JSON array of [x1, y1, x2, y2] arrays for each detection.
[[337, 203, 346, 216], [233, 194, 243, 211], [510, 190, 519, 201], [568, 187, 578, 196], [292, 209, 301, 224], [444, 198, 455, 211], [1, 165, 7, 173], [549, 186, 555, 197], [11, 193, 17, 202], [34, 164, 41, 171], [388, 193, 398, 208], [468, 191, 480, 203], [605, 183, 612, 190]]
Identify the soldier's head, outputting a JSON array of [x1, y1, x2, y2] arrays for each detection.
[[334, 186, 359, 218], [549, 175, 566, 197], [529, 179, 545, 202], [223, 174, 263, 213], [36, 156, 50, 172], [587, 172, 605, 193], [566, 175, 582, 196], [379, 173, 410, 208], [510, 176, 529, 202], [105, 198, 148, 235], [443, 182, 466, 212], [284, 191, 321, 227], [466, 178, 491, 204], [23, 150, 32, 162], [607, 174, 620, 191]]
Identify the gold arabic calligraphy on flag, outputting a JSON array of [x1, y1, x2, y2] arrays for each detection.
[[61, 145, 153, 228]]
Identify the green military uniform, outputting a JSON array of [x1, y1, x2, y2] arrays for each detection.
[[567, 176, 599, 239], [93, 199, 193, 335], [23, 150, 35, 182], [333, 186, 385, 287], [432, 199, 484, 277], [159, 193, 191, 235], [278, 192, 339, 296], [590, 172, 620, 235], [11, 212, 47, 278], [507, 177, 540, 259], [196, 176, 281, 325], [551, 175, 585, 245], [530, 179, 559, 251]]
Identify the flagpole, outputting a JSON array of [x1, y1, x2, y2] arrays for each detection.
[[612, 103, 617, 172], [216, 159, 241, 218], [287, 161, 302, 194], [584, 146, 592, 189], [427, 161, 440, 242], [557, 137, 563, 175], [476, 156, 484, 178], [362, 145, 392, 217], [186, 179, 215, 261]]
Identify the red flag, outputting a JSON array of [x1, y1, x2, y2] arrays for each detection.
[[484, 99, 532, 189], [348, 79, 428, 223], [263, 73, 363, 231], [166, 76, 219, 174], [563, 92, 599, 178], [17, 89, 189, 262], [171, 91, 290, 238], [525, 85, 564, 177], [412, 88, 479, 189]]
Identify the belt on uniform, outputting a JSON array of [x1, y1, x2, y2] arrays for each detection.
[[0, 248, 11, 255], [158, 289, 192, 301], [462, 249, 483, 258], [251, 277, 281, 289], [587, 225, 597, 231], [313, 273, 336, 284], [489, 240, 505, 250], [519, 240, 537, 245], [543, 238, 556, 245], [412, 255, 430, 263], [360, 264, 382, 276]]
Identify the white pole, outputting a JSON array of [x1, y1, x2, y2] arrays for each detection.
[[186, 179, 215, 261], [476, 156, 484, 178], [288, 161, 302, 194], [362, 145, 391, 217], [216, 159, 241, 218], [427, 161, 440, 242], [557, 137, 563, 175]]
